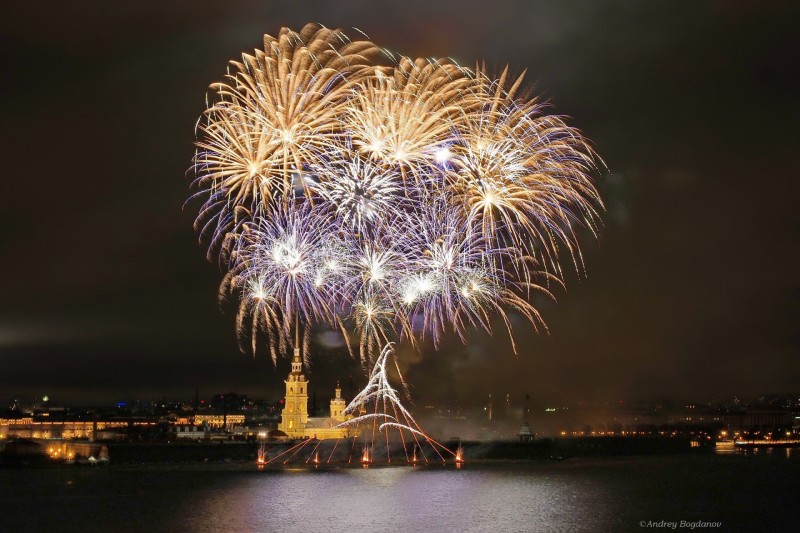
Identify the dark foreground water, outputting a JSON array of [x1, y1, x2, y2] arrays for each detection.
[[1, 451, 799, 532]]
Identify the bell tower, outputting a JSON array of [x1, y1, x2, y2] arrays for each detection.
[[279, 348, 308, 435], [330, 381, 347, 422]]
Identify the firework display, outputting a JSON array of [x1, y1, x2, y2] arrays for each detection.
[[190, 23, 603, 364]]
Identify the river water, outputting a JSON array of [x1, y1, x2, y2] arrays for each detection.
[[1, 451, 798, 532]]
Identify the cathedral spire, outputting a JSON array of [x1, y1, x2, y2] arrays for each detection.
[[291, 347, 303, 375], [279, 345, 308, 436]]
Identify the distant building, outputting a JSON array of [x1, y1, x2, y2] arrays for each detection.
[[518, 421, 534, 443], [173, 425, 204, 440], [0, 418, 155, 440], [277, 348, 352, 439], [194, 414, 245, 429]]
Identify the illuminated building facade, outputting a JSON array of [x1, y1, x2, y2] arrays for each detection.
[[194, 414, 245, 429], [277, 349, 351, 439], [0, 418, 155, 440]]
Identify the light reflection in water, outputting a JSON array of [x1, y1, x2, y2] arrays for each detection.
[[3, 455, 800, 532], [178, 465, 616, 532]]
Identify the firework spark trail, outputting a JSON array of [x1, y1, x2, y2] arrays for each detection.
[[267, 437, 311, 464], [191, 25, 384, 262], [190, 23, 604, 365], [220, 202, 347, 362], [309, 155, 403, 233], [336, 344, 451, 462], [345, 57, 479, 187]]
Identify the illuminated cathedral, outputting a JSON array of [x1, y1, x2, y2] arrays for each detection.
[[277, 348, 352, 439]]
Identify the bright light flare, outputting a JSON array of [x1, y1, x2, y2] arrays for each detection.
[[434, 146, 452, 164]]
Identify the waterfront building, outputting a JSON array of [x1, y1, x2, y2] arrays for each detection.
[[0, 418, 155, 440], [277, 348, 352, 439], [194, 414, 245, 429], [173, 425, 204, 440]]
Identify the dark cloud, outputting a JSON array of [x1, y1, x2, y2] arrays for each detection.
[[1, 1, 798, 405]]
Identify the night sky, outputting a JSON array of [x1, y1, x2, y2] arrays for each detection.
[[1, 1, 798, 406]]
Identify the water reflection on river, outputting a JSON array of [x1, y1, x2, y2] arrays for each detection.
[[1, 452, 798, 532]]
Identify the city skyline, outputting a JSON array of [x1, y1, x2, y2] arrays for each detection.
[[1, 1, 798, 404]]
